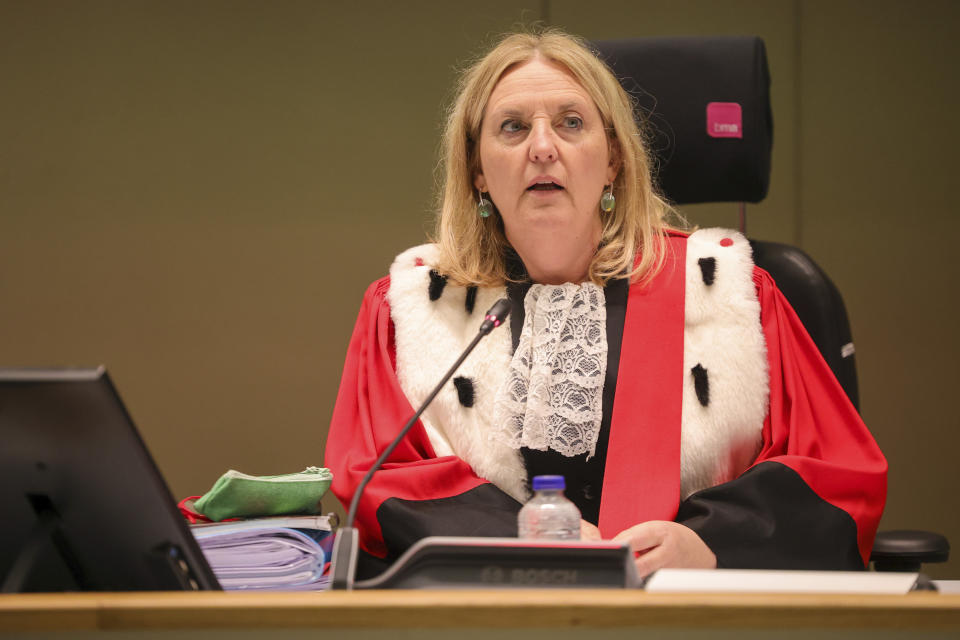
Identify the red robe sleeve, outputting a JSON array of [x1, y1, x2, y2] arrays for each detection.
[[677, 268, 887, 568], [754, 267, 887, 563], [323, 278, 519, 563]]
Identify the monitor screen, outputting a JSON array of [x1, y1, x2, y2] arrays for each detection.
[[0, 367, 220, 592]]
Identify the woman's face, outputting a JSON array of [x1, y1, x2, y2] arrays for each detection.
[[474, 57, 616, 260]]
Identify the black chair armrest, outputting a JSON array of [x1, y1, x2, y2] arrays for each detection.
[[871, 530, 950, 572]]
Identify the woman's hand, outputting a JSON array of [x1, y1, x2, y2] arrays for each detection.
[[612, 521, 716, 578], [580, 519, 602, 541]]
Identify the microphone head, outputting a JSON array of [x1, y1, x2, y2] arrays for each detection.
[[485, 298, 511, 325], [479, 298, 511, 335]]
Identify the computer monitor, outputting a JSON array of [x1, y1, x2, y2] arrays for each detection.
[[0, 367, 220, 592]]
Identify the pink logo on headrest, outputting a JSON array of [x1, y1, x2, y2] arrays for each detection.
[[706, 102, 743, 139]]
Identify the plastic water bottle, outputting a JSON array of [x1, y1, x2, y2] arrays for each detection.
[[517, 475, 581, 540]]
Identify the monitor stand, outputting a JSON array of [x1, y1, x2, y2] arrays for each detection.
[[2, 494, 88, 593], [2, 493, 202, 593]]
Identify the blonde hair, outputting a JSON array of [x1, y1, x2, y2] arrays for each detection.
[[433, 28, 676, 287]]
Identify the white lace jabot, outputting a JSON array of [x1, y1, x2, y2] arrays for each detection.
[[493, 282, 607, 458]]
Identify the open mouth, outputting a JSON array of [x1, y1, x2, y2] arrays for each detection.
[[527, 181, 564, 191]]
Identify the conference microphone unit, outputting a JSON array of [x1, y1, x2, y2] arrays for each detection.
[[328, 296, 640, 590]]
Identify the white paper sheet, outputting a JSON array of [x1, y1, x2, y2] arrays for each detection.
[[645, 569, 919, 594]]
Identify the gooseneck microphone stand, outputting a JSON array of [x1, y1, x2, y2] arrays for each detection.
[[329, 298, 511, 590]]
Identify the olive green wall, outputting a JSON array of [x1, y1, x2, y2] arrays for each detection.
[[2, 1, 957, 577]]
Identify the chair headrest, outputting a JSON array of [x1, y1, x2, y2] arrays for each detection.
[[594, 36, 773, 205]]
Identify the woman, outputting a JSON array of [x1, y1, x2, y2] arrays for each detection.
[[324, 30, 886, 579]]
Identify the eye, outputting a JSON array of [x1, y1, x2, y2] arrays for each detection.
[[561, 116, 583, 129], [500, 119, 525, 134]]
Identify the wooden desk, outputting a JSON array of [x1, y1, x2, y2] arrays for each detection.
[[2, 590, 960, 638]]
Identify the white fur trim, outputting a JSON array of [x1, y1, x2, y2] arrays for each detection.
[[681, 229, 768, 498], [387, 245, 528, 502]]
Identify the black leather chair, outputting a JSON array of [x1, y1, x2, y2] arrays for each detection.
[[593, 36, 948, 572]]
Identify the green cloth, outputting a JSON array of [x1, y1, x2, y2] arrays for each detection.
[[194, 466, 333, 522]]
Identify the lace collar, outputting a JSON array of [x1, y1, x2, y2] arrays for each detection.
[[493, 281, 608, 458]]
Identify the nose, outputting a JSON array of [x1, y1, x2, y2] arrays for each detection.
[[528, 120, 558, 163]]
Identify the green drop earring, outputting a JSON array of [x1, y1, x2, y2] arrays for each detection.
[[600, 184, 616, 213], [477, 189, 493, 218]]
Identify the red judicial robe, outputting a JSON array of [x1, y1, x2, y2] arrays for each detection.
[[324, 231, 887, 576]]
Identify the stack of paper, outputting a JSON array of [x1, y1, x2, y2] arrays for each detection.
[[191, 515, 334, 591]]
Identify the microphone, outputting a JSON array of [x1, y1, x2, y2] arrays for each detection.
[[329, 297, 512, 589]]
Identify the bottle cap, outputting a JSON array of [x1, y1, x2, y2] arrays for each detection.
[[531, 475, 565, 491]]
